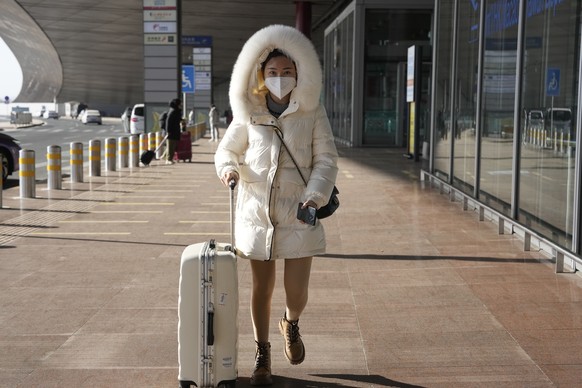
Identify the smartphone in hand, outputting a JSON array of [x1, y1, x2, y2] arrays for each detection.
[[297, 203, 317, 226]]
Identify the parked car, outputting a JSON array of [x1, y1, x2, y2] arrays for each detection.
[[545, 107, 572, 137], [0, 132, 21, 183], [130, 103, 145, 134], [81, 109, 102, 125], [121, 106, 131, 133], [45, 110, 59, 119]]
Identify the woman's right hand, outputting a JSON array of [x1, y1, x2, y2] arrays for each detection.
[[221, 171, 239, 187]]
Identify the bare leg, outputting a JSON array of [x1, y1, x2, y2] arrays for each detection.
[[250, 260, 277, 342], [283, 257, 313, 321]]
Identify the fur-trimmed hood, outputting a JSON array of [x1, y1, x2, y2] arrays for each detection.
[[229, 24, 322, 121]]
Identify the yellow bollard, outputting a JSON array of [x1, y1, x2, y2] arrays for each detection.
[[129, 135, 139, 168], [70, 142, 84, 183], [148, 132, 156, 154], [19, 149, 35, 198], [47, 145, 62, 190], [105, 137, 116, 172], [155, 131, 165, 159], [139, 133, 148, 155], [89, 139, 101, 177], [118, 136, 129, 169]]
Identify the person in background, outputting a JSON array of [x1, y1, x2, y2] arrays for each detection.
[[187, 108, 194, 126], [209, 104, 220, 141], [214, 25, 338, 386], [164, 98, 182, 165]]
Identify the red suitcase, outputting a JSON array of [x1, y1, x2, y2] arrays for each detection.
[[174, 131, 192, 162]]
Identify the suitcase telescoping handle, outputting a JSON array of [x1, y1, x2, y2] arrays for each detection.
[[228, 179, 236, 251]]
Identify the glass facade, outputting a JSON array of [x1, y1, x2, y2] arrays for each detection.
[[432, 0, 582, 252], [324, 11, 354, 145], [362, 9, 432, 146], [518, 1, 581, 247], [433, 1, 454, 181], [324, 1, 433, 147]]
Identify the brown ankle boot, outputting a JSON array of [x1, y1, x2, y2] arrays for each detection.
[[250, 341, 272, 386], [279, 314, 305, 365]]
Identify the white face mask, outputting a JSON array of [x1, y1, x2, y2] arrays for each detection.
[[264, 77, 296, 99]]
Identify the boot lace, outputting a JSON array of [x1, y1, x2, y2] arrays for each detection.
[[255, 342, 270, 369], [285, 319, 301, 345]]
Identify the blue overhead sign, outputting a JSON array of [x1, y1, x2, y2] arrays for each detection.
[[182, 35, 213, 47], [546, 68, 560, 97], [182, 65, 195, 93]]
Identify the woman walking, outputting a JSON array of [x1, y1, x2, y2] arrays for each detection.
[[215, 25, 338, 385]]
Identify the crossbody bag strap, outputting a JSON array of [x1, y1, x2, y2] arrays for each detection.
[[271, 125, 309, 186]]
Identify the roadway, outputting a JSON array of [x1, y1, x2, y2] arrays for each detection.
[[1, 114, 128, 183]]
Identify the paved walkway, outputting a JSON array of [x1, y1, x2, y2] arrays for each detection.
[[1, 136, 581, 387]]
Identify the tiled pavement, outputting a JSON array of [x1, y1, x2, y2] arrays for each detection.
[[1, 136, 581, 387]]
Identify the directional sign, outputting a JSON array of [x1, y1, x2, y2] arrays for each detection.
[[546, 68, 560, 97], [182, 65, 195, 93], [4, 96, 9, 104]]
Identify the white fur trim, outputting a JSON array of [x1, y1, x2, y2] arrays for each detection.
[[229, 24, 322, 121]]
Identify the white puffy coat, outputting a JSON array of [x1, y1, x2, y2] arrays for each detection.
[[215, 25, 338, 261]]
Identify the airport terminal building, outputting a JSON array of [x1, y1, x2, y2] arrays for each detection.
[[320, 0, 581, 270]]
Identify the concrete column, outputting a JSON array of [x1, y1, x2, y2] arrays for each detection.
[[295, 1, 312, 39]]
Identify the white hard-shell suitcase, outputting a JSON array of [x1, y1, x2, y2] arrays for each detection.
[[178, 182, 238, 388]]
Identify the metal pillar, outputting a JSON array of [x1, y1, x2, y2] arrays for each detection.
[[105, 137, 116, 172], [89, 139, 101, 176], [129, 135, 140, 168], [19, 149, 35, 198], [118, 136, 129, 169], [47, 145, 62, 190], [70, 142, 84, 183]]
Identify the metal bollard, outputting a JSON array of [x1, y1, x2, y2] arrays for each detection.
[[118, 136, 129, 169], [70, 142, 84, 183], [47, 145, 62, 190], [129, 135, 139, 167], [105, 137, 116, 172], [155, 131, 165, 159], [19, 149, 35, 198], [139, 133, 148, 155], [148, 132, 156, 154], [89, 139, 101, 176]]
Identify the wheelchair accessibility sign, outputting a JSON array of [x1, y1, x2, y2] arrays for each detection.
[[546, 68, 560, 97], [182, 65, 195, 93]]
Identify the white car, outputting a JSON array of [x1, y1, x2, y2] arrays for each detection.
[[45, 110, 59, 119], [81, 110, 102, 125], [130, 103, 145, 134]]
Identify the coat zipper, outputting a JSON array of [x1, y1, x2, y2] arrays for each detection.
[[266, 123, 284, 261]]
